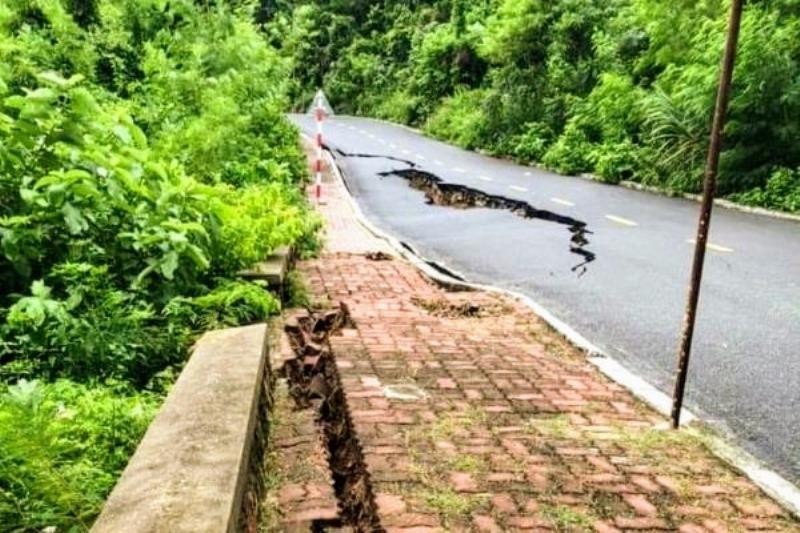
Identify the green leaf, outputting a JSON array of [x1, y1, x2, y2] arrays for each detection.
[[62, 203, 89, 235], [160, 251, 179, 279], [112, 124, 132, 145]]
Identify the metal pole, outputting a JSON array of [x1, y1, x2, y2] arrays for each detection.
[[671, 0, 744, 429]]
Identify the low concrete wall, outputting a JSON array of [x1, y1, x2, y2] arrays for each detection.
[[92, 323, 270, 533]]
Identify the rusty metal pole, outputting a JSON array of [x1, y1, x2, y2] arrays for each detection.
[[671, 0, 744, 429]]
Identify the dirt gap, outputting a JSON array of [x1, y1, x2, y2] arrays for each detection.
[[281, 303, 383, 532]]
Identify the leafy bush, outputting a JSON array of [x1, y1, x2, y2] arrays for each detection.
[[2, 270, 182, 385], [164, 280, 280, 333], [730, 168, 800, 213], [0, 0, 319, 527], [0, 380, 157, 531], [542, 122, 593, 175], [425, 89, 489, 150], [509, 122, 553, 163]]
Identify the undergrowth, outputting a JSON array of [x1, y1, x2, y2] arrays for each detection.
[[0, 1, 319, 529]]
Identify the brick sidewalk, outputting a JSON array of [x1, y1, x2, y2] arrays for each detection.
[[276, 147, 798, 532]]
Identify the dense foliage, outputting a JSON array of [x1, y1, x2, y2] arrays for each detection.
[[271, 0, 800, 212], [0, 0, 317, 528]]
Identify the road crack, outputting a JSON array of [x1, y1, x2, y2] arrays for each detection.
[[332, 148, 596, 275], [383, 168, 596, 275]]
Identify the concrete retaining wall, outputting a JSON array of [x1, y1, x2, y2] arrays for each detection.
[[92, 323, 271, 533]]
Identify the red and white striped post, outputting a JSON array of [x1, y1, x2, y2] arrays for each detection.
[[313, 103, 325, 204]]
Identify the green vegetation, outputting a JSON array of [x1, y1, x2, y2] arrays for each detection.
[[270, 0, 800, 212], [540, 504, 593, 531], [0, 0, 317, 528]]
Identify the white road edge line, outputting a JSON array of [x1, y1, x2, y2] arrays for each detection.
[[313, 136, 800, 517], [510, 185, 528, 192], [687, 239, 734, 253], [606, 214, 638, 227], [551, 197, 575, 207]]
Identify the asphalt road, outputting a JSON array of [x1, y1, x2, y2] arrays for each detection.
[[290, 114, 800, 484]]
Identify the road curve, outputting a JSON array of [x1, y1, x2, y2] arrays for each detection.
[[290, 114, 800, 484]]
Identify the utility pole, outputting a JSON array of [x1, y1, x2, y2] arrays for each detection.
[[671, 0, 744, 429]]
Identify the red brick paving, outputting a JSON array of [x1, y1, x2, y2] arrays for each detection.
[[283, 142, 799, 531], [267, 380, 340, 530]]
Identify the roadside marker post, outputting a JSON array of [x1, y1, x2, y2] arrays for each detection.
[[671, 0, 743, 429], [314, 104, 325, 204], [308, 89, 335, 205]]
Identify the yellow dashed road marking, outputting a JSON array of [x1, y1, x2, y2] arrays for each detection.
[[551, 197, 575, 207], [687, 239, 734, 253], [605, 214, 638, 227]]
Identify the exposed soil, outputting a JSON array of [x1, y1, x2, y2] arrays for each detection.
[[282, 303, 383, 532], [364, 251, 392, 261], [411, 296, 510, 318]]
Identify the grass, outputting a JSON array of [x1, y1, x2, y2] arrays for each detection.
[[284, 270, 310, 308], [540, 504, 593, 531], [447, 454, 486, 474], [588, 490, 628, 520], [525, 320, 583, 360], [257, 380, 292, 532], [426, 407, 487, 440], [525, 414, 579, 439], [420, 487, 480, 517]]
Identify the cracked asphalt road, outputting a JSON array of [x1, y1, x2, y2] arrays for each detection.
[[290, 114, 800, 484]]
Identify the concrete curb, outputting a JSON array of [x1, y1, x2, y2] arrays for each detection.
[[318, 141, 800, 519], [92, 323, 271, 532]]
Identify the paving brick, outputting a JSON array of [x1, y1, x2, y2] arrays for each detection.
[[473, 514, 502, 532], [678, 524, 707, 533], [490, 493, 517, 513], [702, 519, 731, 533], [375, 493, 407, 516], [594, 520, 623, 533], [507, 515, 548, 528], [614, 516, 669, 529], [449, 472, 479, 492], [623, 493, 658, 516], [382, 513, 441, 528], [733, 500, 785, 517]]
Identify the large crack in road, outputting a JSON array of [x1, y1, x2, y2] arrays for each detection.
[[383, 168, 595, 275], [330, 149, 596, 274]]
